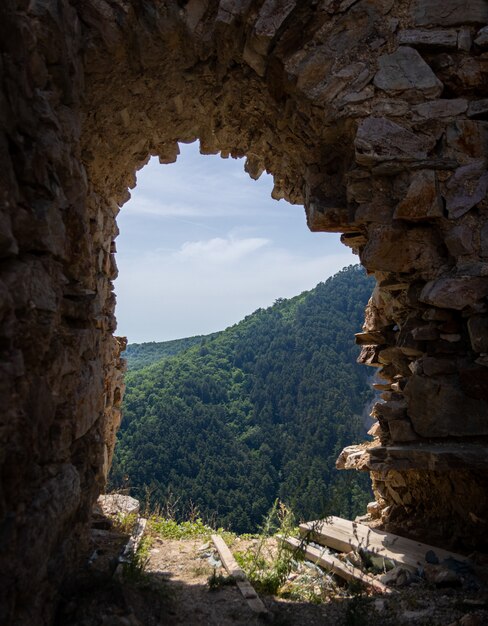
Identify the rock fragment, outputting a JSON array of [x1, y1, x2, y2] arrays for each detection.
[[373, 47, 443, 101]]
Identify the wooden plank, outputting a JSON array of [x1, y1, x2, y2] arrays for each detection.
[[211, 534, 269, 615], [114, 517, 147, 578], [119, 517, 147, 563], [281, 536, 392, 595], [211, 534, 246, 581], [300, 516, 469, 569]]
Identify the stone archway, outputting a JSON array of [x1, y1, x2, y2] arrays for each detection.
[[1, 1, 488, 623]]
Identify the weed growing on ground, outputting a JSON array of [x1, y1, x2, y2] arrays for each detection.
[[111, 511, 138, 535], [148, 517, 212, 539], [122, 536, 152, 584], [234, 500, 300, 595], [147, 515, 237, 546], [207, 569, 235, 591]]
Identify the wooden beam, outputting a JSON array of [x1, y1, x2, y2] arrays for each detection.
[[281, 536, 392, 594], [211, 534, 246, 581], [211, 534, 269, 615], [300, 516, 470, 569], [114, 517, 147, 578]]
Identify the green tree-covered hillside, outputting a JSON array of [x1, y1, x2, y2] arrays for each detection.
[[125, 333, 220, 371], [110, 266, 375, 533]]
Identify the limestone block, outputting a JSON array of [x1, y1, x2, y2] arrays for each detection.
[[98, 493, 140, 518], [411, 98, 467, 120], [397, 29, 458, 48], [394, 170, 442, 221], [372, 99, 410, 117], [424, 563, 461, 585], [367, 500, 381, 518], [244, 0, 296, 70], [358, 344, 382, 367], [420, 276, 488, 309], [285, 47, 334, 95], [216, 0, 253, 25], [444, 160, 488, 219], [305, 200, 353, 232], [475, 26, 488, 47], [373, 47, 443, 102], [411, 324, 439, 341], [467, 316, 488, 352], [445, 121, 488, 160], [372, 400, 408, 422], [396, 320, 425, 354], [453, 56, 488, 91], [445, 224, 476, 257], [376, 347, 411, 376], [184, 0, 209, 31], [468, 99, 488, 118], [355, 117, 436, 165], [405, 374, 488, 437], [254, 0, 296, 49], [388, 419, 419, 443], [422, 357, 457, 376], [458, 27, 473, 51], [414, 0, 488, 26], [340, 232, 368, 251], [355, 330, 386, 345], [311, 62, 368, 103], [360, 224, 445, 276], [347, 178, 372, 204], [355, 202, 394, 224]]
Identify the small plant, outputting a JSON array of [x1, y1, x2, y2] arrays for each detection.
[[207, 568, 235, 591], [234, 500, 299, 595], [112, 512, 138, 535], [147, 515, 236, 545], [122, 536, 152, 583], [148, 516, 214, 539]]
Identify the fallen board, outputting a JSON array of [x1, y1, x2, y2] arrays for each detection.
[[281, 536, 392, 594], [300, 516, 470, 569], [211, 534, 246, 581], [114, 517, 147, 578], [211, 534, 269, 615]]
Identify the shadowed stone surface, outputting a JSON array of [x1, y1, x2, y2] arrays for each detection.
[[1, 1, 488, 623]]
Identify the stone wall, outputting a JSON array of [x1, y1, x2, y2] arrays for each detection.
[[0, 0, 487, 623]]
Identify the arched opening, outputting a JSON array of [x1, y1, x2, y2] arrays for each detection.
[[110, 141, 373, 533]]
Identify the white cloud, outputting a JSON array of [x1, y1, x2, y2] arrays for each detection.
[[122, 195, 234, 218], [115, 233, 354, 343], [123, 152, 279, 220], [177, 236, 270, 263]]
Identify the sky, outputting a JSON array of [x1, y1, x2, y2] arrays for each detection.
[[114, 141, 354, 343]]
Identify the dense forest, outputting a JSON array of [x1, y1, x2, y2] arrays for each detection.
[[110, 266, 375, 533], [125, 333, 220, 371]]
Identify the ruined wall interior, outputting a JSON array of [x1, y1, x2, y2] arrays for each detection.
[[1, 0, 488, 623]]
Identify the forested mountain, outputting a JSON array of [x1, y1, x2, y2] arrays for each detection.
[[125, 333, 220, 371], [110, 266, 375, 533]]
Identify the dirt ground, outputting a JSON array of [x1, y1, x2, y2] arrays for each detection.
[[55, 522, 488, 626]]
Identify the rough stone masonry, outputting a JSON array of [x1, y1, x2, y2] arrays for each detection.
[[1, 0, 488, 623]]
